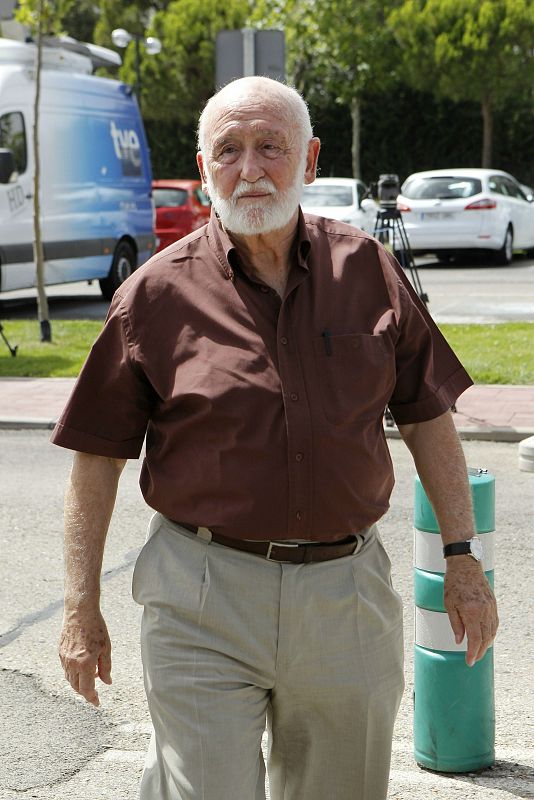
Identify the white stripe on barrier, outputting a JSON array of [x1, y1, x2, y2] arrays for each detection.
[[415, 607, 467, 651], [414, 528, 495, 573]]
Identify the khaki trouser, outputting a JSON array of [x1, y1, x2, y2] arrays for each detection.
[[133, 514, 404, 800]]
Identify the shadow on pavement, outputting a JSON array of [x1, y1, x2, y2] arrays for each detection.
[[0, 294, 110, 321]]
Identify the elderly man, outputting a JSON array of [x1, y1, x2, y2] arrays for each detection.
[[53, 77, 498, 800]]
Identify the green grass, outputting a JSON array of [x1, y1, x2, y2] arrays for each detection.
[[0, 319, 533, 384], [439, 322, 534, 385], [0, 320, 103, 377]]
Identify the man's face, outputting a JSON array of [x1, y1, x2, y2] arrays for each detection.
[[197, 95, 317, 236]]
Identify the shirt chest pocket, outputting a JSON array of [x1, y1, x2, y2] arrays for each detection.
[[313, 332, 396, 425]]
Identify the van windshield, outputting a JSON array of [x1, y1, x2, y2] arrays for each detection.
[[0, 112, 27, 173]]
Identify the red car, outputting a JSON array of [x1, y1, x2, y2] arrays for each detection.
[[152, 179, 211, 252]]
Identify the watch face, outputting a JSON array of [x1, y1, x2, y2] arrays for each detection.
[[470, 537, 484, 561]]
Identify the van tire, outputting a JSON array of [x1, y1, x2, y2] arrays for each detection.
[[99, 241, 136, 300]]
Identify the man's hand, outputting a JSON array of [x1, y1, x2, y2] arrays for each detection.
[[444, 557, 499, 667], [59, 452, 125, 706], [399, 412, 499, 666], [59, 607, 112, 707]]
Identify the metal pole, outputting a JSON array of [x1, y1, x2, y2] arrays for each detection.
[[134, 36, 141, 103], [242, 28, 255, 76]]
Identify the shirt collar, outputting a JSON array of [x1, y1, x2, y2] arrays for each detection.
[[207, 207, 312, 280]]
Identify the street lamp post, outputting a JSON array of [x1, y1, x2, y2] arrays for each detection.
[[111, 28, 162, 103]]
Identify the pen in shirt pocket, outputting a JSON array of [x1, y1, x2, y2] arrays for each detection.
[[322, 330, 332, 356]]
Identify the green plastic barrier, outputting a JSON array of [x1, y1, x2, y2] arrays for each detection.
[[413, 468, 495, 773]]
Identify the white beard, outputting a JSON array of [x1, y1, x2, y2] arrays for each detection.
[[206, 161, 307, 235]]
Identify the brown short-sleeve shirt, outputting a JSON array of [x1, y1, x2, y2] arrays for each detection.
[[51, 211, 472, 540]]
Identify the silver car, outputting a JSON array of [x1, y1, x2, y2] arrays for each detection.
[[397, 168, 534, 264], [300, 177, 379, 233]]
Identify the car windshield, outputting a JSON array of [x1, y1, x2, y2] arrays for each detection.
[[194, 188, 211, 207], [301, 185, 354, 207], [153, 188, 188, 208], [402, 176, 482, 200]]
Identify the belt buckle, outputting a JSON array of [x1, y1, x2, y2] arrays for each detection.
[[266, 541, 300, 562]]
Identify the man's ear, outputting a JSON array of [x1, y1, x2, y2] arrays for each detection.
[[304, 137, 321, 185], [196, 152, 208, 193]]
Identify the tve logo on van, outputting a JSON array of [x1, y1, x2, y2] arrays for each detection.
[[110, 121, 142, 177]]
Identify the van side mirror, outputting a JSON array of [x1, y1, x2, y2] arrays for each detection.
[[0, 148, 18, 184]]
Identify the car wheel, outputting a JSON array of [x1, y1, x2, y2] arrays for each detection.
[[493, 226, 513, 265], [99, 241, 136, 300]]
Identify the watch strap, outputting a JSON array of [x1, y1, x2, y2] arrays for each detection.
[[443, 540, 474, 557]]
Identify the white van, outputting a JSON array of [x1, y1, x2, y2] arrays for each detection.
[[0, 37, 155, 299]]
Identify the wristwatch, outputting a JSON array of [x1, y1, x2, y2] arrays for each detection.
[[443, 536, 483, 562]]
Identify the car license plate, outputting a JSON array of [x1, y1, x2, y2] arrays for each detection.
[[420, 212, 454, 221]]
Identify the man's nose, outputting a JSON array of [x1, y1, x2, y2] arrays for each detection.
[[240, 149, 264, 183]]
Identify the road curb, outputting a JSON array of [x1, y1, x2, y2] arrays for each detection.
[[2, 417, 533, 443], [384, 426, 534, 443], [0, 417, 57, 430], [456, 427, 534, 443]]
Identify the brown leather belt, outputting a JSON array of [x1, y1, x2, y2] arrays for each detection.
[[175, 522, 364, 564]]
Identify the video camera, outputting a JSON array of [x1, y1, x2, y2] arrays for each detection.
[[365, 174, 401, 209], [376, 174, 400, 209]]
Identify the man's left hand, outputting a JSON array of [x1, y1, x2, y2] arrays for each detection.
[[444, 558, 499, 667]]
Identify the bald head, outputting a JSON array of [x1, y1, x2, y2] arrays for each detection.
[[197, 77, 313, 157]]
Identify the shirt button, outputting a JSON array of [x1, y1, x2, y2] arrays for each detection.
[[290, 393, 299, 402], [295, 453, 303, 462], [296, 511, 303, 521], [280, 337, 288, 346]]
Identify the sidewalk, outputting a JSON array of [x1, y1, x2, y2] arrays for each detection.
[[1, 377, 533, 440]]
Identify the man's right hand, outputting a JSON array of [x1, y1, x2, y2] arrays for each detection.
[[59, 607, 112, 707]]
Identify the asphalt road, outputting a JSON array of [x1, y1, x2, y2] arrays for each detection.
[[1, 255, 534, 324], [1, 431, 533, 799], [415, 255, 534, 323]]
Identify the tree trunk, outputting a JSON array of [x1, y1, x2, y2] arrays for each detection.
[[481, 97, 493, 168], [351, 96, 361, 179], [33, 0, 51, 343]]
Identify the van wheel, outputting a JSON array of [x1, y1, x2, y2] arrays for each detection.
[[493, 226, 513, 265], [99, 241, 136, 300]]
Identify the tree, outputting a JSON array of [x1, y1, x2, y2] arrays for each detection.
[[254, 0, 402, 178], [61, 0, 100, 43], [16, 0, 75, 341], [389, 0, 534, 167], [315, 0, 403, 178], [252, 0, 401, 178], [96, 0, 251, 177], [94, 0, 169, 54]]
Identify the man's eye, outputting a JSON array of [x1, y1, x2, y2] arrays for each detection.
[[262, 143, 282, 157], [215, 146, 238, 160]]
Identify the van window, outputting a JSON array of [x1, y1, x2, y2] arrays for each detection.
[[0, 112, 27, 174]]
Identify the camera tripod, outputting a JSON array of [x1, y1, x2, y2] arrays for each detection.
[[374, 206, 432, 426], [373, 206, 429, 308], [0, 322, 18, 356]]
